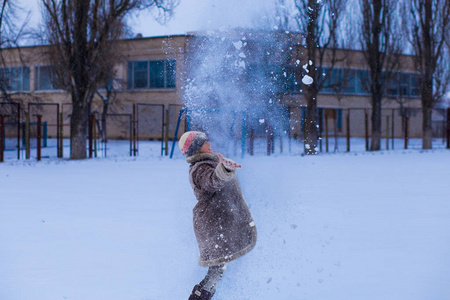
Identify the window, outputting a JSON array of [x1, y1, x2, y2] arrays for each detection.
[[127, 60, 176, 89], [0, 66, 30, 92], [410, 75, 420, 96], [356, 70, 369, 94], [35, 66, 58, 90]]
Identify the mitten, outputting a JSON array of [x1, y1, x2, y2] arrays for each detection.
[[217, 153, 242, 170]]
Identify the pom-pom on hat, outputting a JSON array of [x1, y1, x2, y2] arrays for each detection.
[[178, 131, 208, 157]]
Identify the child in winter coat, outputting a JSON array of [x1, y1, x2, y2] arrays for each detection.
[[178, 131, 257, 300]]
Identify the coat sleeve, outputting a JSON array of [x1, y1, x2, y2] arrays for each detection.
[[191, 162, 236, 194]]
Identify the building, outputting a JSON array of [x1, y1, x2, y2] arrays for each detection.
[[0, 30, 443, 153]]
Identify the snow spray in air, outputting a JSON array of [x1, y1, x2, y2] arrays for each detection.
[[183, 29, 294, 156]]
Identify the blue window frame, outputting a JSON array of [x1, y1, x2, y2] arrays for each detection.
[[34, 66, 58, 90], [0, 66, 30, 92], [127, 60, 176, 90]]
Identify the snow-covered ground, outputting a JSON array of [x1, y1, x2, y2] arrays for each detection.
[[1, 140, 450, 300]]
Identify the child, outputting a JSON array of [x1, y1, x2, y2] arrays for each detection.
[[178, 131, 257, 300]]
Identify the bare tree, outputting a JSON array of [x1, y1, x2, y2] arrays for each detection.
[[359, 0, 401, 151], [0, 0, 30, 101], [41, 0, 177, 159], [293, 0, 347, 155], [403, 0, 450, 149]]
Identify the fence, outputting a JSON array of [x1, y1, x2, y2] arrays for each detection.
[[1, 101, 450, 162]]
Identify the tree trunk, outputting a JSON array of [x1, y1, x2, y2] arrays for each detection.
[[101, 101, 109, 142], [304, 91, 318, 154], [370, 93, 382, 150], [422, 106, 433, 149], [70, 100, 90, 159]]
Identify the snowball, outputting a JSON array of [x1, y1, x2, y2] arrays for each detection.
[[274, 26, 279, 30], [305, 144, 311, 149], [259, 119, 265, 124], [302, 75, 314, 85], [309, 60, 313, 65], [233, 41, 243, 50], [303, 63, 309, 72], [296, 59, 301, 65]]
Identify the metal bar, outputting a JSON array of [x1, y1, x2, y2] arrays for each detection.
[[36, 115, 42, 161], [16, 103, 20, 160], [59, 112, 64, 158], [386, 116, 389, 150], [346, 110, 350, 152], [170, 109, 185, 159], [0, 115, 4, 162], [132, 103, 137, 156], [365, 109, 369, 151], [325, 113, 329, 153], [161, 105, 165, 156], [57, 103, 61, 158], [26, 111, 30, 159], [404, 115, 409, 149], [447, 108, 450, 149], [165, 109, 169, 156], [391, 109, 395, 150]]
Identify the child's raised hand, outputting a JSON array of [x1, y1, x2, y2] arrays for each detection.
[[217, 153, 242, 170]]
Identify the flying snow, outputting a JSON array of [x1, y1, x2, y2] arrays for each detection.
[[302, 75, 314, 85]]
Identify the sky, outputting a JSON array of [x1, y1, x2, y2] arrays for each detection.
[[20, 0, 276, 38]]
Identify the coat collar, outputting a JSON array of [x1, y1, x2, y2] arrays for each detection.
[[186, 152, 219, 164]]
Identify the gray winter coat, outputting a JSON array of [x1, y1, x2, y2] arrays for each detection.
[[187, 153, 257, 267]]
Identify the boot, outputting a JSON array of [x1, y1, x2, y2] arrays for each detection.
[[188, 284, 213, 300]]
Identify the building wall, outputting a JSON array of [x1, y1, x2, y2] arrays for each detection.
[[0, 32, 434, 142]]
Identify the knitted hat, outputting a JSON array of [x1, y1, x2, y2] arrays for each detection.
[[178, 131, 208, 157]]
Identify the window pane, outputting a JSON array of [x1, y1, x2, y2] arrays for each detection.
[[410, 75, 420, 96], [37, 66, 54, 90], [166, 60, 176, 88], [343, 69, 356, 93], [134, 61, 148, 88], [356, 70, 369, 94], [149, 61, 164, 88], [10, 67, 22, 91], [387, 73, 399, 96], [399, 73, 409, 96], [22, 67, 30, 91]]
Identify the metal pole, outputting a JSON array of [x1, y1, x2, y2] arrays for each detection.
[[325, 113, 329, 153], [160, 105, 165, 156], [59, 112, 63, 158], [36, 115, 42, 161], [386, 116, 389, 150], [346, 111, 350, 152], [132, 103, 137, 156], [391, 109, 395, 150], [26, 111, 30, 159], [365, 109, 369, 151], [0, 115, 4, 162], [17, 103, 20, 160], [93, 114, 97, 158], [164, 109, 169, 156], [170, 109, 185, 158], [56, 103, 61, 158], [129, 115, 132, 157], [404, 115, 409, 149], [446, 108, 450, 149]]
